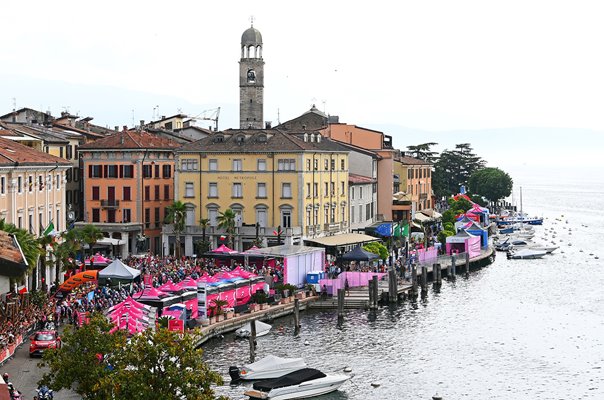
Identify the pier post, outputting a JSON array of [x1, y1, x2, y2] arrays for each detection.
[[388, 268, 398, 303], [337, 288, 345, 317], [294, 298, 300, 335], [434, 264, 442, 286], [421, 265, 428, 292], [371, 275, 379, 309], [368, 278, 374, 307], [411, 264, 418, 296], [450, 254, 457, 280], [465, 252, 470, 277], [249, 320, 257, 362]]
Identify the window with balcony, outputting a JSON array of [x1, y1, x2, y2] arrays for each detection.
[[232, 183, 242, 198], [123, 208, 131, 223], [281, 183, 291, 198], [92, 186, 100, 200], [257, 183, 267, 198], [208, 183, 218, 198], [185, 182, 194, 198], [107, 209, 116, 223]]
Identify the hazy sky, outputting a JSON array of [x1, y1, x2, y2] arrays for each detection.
[[1, 0, 603, 170]]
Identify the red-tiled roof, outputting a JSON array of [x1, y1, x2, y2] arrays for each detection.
[[398, 155, 431, 165], [79, 130, 181, 150], [349, 173, 375, 184], [0, 136, 71, 166]]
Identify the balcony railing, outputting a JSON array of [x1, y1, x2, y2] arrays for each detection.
[[100, 200, 119, 209]]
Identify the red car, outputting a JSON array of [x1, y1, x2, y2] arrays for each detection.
[[29, 331, 61, 357]]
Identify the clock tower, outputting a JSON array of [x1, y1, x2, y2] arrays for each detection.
[[239, 23, 264, 129]]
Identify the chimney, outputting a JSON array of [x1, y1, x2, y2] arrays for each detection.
[[161, 115, 166, 120], [122, 125, 128, 132], [114, 126, 119, 131], [140, 120, 145, 127], [265, 121, 272, 129]]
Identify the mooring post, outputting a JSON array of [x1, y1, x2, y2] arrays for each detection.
[[249, 319, 257, 361], [411, 264, 418, 296], [388, 268, 398, 303], [465, 252, 470, 277], [294, 298, 300, 335], [451, 254, 457, 280], [420, 265, 427, 291], [337, 288, 345, 317], [371, 275, 379, 309], [368, 278, 374, 307], [434, 263, 442, 286], [446, 258, 452, 278]]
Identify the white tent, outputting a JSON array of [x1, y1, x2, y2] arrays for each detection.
[[99, 259, 141, 281]]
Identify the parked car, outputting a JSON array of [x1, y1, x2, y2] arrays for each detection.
[[29, 331, 61, 357]]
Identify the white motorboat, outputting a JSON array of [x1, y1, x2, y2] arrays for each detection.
[[236, 320, 272, 339], [244, 368, 350, 400], [506, 248, 547, 259], [528, 244, 559, 254], [229, 355, 307, 381], [495, 239, 532, 251]]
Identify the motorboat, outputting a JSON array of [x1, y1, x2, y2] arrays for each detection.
[[236, 320, 272, 339], [244, 368, 351, 400], [230, 355, 307, 382], [528, 244, 559, 254], [506, 248, 547, 259], [495, 239, 531, 252]]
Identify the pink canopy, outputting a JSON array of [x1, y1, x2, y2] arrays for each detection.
[[158, 281, 182, 292], [245, 246, 260, 253], [212, 244, 238, 254], [133, 287, 171, 300], [214, 271, 237, 281], [197, 274, 219, 284], [231, 266, 257, 279], [84, 253, 111, 265], [177, 277, 198, 290], [110, 317, 148, 335]]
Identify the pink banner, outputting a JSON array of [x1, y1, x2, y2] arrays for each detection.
[[319, 272, 387, 295]]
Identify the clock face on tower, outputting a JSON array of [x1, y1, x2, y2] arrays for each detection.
[[247, 69, 256, 83]]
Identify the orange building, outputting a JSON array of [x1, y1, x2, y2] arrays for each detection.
[[78, 129, 180, 257]]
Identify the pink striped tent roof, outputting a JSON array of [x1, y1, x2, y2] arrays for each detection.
[[159, 281, 183, 292]]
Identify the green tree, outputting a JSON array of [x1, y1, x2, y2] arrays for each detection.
[[217, 209, 236, 249], [468, 167, 513, 203], [433, 143, 485, 198], [40, 313, 227, 400], [53, 229, 82, 283], [36, 233, 55, 290], [76, 224, 104, 259], [437, 229, 456, 247], [194, 218, 211, 255], [406, 142, 439, 163], [166, 201, 187, 258], [363, 242, 388, 260]]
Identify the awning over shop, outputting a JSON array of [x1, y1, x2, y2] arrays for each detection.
[[305, 233, 380, 247], [413, 212, 432, 223]]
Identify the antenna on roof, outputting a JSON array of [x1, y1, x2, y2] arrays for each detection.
[[12, 97, 16, 112]]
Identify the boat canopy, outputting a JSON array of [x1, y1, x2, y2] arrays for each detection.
[[244, 355, 305, 374], [253, 368, 326, 391]]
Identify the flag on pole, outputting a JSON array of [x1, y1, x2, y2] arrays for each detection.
[[401, 223, 409, 237], [42, 222, 55, 236]]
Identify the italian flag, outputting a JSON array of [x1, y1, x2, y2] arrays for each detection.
[[43, 222, 55, 236]]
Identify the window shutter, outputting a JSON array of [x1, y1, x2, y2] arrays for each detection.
[[88, 165, 92, 178], [119, 165, 124, 178], [103, 165, 108, 178]]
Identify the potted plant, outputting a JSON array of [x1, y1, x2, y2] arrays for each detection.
[[210, 298, 228, 321], [250, 290, 268, 308]]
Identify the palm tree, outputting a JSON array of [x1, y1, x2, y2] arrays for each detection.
[[37, 234, 55, 290], [217, 209, 236, 249], [165, 201, 186, 258], [197, 218, 211, 254], [53, 229, 82, 284], [76, 225, 104, 264]]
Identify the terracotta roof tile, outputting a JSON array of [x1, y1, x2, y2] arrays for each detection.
[[0, 136, 71, 166], [79, 130, 181, 150], [398, 155, 432, 165], [349, 173, 375, 184]]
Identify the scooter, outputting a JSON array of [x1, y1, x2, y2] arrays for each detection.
[[7, 382, 23, 400], [35, 385, 54, 400]]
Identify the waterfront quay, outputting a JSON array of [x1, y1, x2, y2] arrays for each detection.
[[197, 246, 495, 345]]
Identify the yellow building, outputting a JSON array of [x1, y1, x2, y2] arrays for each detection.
[[167, 129, 349, 256]]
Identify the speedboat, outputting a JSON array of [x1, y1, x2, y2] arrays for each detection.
[[230, 355, 307, 381], [236, 320, 272, 339], [495, 239, 531, 252], [244, 368, 351, 400], [528, 244, 559, 254], [506, 248, 547, 259]]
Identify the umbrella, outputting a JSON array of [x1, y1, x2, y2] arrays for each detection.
[[341, 245, 379, 261], [211, 244, 238, 254]]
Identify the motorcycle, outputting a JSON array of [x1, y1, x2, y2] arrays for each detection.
[[36, 385, 54, 400], [7, 382, 23, 400]]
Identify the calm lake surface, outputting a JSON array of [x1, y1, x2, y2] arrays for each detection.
[[203, 174, 604, 400]]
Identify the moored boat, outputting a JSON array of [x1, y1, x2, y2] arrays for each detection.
[[229, 355, 307, 382], [244, 368, 351, 400], [236, 320, 272, 339], [506, 248, 547, 259]]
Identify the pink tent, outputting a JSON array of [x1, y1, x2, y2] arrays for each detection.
[[245, 246, 260, 253], [84, 253, 111, 266], [177, 277, 198, 290], [212, 244, 238, 254], [197, 274, 219, 284], [231, 266, 257, 279], [133, 287, 171, 300], [214, 271, 238, 281], [158, 281, 182, 292]]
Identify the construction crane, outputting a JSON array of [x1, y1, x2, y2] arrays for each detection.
[[189, 107, 220, 132]]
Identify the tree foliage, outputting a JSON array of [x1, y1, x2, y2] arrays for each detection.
[[217, 209, 237, 248], [363, 241, 388, 260], [468, 167, 513, 203], [406, 142, 439, 163], [40, 313, 226, 400], [166, 201, 187, 258], [75, 224, 104, 257], [433, 143, 486, 198]]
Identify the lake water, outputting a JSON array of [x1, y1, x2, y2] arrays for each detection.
[[202, 172, 604, 400]]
